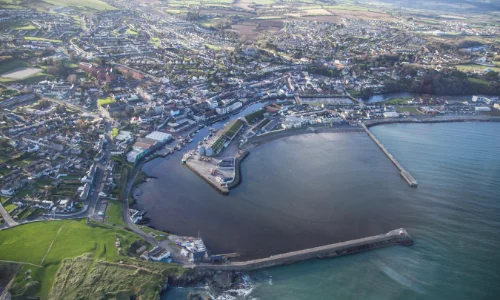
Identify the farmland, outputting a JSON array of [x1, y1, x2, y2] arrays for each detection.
[[43, 0, 116, 11]]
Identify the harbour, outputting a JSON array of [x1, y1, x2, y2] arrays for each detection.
[[163, 121, 500, 300]]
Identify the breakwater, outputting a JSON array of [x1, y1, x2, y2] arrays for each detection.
[[196, 228, 413, 271], [362, 124, 418, 187], [364, 115, 500, 128], [227, 151, 249, 190]]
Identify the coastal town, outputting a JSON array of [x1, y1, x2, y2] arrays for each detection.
[[0, 0, 500, 299]]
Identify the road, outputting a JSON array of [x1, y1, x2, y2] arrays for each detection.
[[122, 161, 191, 265], [0, 203, 19, 227]]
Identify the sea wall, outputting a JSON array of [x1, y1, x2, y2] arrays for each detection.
[[196, 228, 412, 271], [362, 124, 418, 187], [227, 151, 249, 190]]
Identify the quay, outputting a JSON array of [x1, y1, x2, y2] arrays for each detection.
[[362, 123, 418, 187], [185, 159, 229, 195], [196, 228, 413, 271]]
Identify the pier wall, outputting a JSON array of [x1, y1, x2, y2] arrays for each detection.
[[364, 115, 500, 128], [362, 124, 418, 187], [227, 151, 249, 190], [196, 228, 412, 271]]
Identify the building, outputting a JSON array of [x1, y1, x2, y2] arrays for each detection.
[[132, 137, 157, 152], [145, 131, 172, 142], [472, 96, 491, 104], [383, 112, 400, 118]]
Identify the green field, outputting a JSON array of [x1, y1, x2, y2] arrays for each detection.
[[111, 127, 119, 138], [24, 37, 62, 43], [468, 77, 490, 85], [105, 201, 125, 226], [126, 28, 138, 35], [0, 219, 179, 299], [14, 22, 36, 30], [140, 226, 169, 242], [43, 0, 116, 11], [385, 97, 413, 105], [456, 64, 500, 73], [97, 97, 115, 106], [151, 37, 161, 47]]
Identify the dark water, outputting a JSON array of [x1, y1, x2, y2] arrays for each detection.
[[138, 132, 410, 258], [160, 122, 500, 299]]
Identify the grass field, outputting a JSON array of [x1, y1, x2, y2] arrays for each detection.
[[0, 219, 179, 299], [455, 64, 500, 73], [111, 127, 119, 138], [126, 28, 138, 35], [140, 226, 169, 242], [24, 37, 62, 43], [43, 0, 116, 11], [97, 97, 115, 106], [385, 97, 413, 105], [105, 201, 125, 226], [14, 23, 36, 30], [468, 77, 490, 85]]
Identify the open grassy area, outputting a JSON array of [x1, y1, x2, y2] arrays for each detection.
[[0, 219, 180, 299], [139, 226, 169, 242], [385, 97, 413, 105], [151, 37, 161, 47], [111, 127, 119, 138], [204, 43, 222, 50], [43, 0, 116, 11], [468, 77, 490, 85], [105, 200, 125, 226], [4, 203, 17, 213], [14, 22, 36, 30], [97, 97, 115, 106], [455, 64, 500, 73], [24, 36, 62, 43], [126, 28, 138, 35]]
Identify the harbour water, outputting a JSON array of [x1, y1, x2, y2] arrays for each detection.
[[156, 122, 500, 299]]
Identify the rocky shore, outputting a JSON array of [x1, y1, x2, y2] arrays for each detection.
[[168, 269, 248, 299]]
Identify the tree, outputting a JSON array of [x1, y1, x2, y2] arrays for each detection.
[[67, 74, 78, 84]]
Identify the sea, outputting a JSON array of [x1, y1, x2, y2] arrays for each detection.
[[138, 122, 500, 300]]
